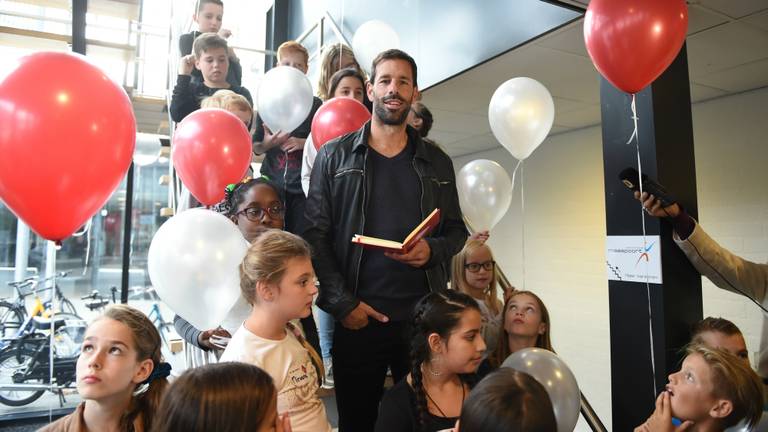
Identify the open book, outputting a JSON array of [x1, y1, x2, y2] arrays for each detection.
[[351, 208, 441, 253]]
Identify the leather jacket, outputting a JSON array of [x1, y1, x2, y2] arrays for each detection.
[[304, 121, 467, 320]]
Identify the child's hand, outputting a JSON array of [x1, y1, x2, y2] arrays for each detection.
[[469, 230, 490, 243], [276, 413, 292, 432], [179, 54, 195, 75], [634, 391, 693, 432], [218, 28, 232, 39], [197, 327, 231, 351], [264, 129, 290, 148], [281, 137, 305, 153]]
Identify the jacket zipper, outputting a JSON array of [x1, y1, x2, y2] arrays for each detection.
[[413, 158, 433, 292], [333, 168, 364, 178], [353, 151, 368, 296], [283, 149, 289, 194]]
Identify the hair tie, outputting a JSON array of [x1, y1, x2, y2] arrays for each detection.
[[142, 361, 172, 385]]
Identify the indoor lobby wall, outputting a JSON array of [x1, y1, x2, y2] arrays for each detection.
[[448, 85, 768, 431]]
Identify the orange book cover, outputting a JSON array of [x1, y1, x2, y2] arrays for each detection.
[[351, 208, 441, 253]]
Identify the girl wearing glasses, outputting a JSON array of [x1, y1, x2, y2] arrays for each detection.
[[451, 240, 503, 355], [173, 178, 319, 360], [488, 290, 553, 368]]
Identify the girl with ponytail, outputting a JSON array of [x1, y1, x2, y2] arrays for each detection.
[[42, 304, 170, 432], [220, 229, 331, 432], [374, 291, 486, 432]]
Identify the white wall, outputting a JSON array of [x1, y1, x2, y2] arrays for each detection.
[[449, 86, 768, 431]]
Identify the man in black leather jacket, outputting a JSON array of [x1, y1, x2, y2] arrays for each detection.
[[304, 49, 467, 432]]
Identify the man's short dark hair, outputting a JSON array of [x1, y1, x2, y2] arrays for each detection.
[[369, 49, 417, 88], [197, 0, 223, 13]]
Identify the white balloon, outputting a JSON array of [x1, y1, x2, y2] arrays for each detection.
[[457, 159, 513, 231], [257, 66, 314, 134], [133, 132, 161, 166], [352, 20, 401, 75], [503, 348, 581, 432], [489, 77, 555, 160], [148, 208, 248, 331]]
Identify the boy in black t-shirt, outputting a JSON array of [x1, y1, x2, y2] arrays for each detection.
[[170, 33, 252, 123]]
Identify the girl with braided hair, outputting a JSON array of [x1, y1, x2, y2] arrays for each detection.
[[374, 291, 486, 432]]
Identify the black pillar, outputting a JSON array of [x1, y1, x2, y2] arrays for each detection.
[[265, 0, 289, 72], [72, 0, 87, 55], [600, 43, 703, 431]]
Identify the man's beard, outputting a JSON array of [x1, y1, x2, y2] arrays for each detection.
[[374, 94, 410, 126]]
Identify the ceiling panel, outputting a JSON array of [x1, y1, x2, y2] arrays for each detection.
[[743, 9, 768, 32], [689, 82, 729, 102], [535, 20, 588, 57], [422, 1, 768, 160], [427, 129, 478, 145], [553, 104, 601, 129], [687, 4, 730, 35], [686, 21, 768, 78], [429, 109, 491, 134], [693, 58, 768, 92], [694, 0, 768, 19]]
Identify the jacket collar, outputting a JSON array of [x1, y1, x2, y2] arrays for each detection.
[[354, 119, 432, 162]]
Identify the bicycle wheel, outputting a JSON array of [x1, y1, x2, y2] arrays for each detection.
[[0, 348, 45, 406], [56, 298, 79, 317], [0, 302, 24, 339]]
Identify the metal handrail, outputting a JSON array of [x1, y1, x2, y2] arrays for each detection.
[[580, 391, 608, 432], [295, 11, 352, 63]]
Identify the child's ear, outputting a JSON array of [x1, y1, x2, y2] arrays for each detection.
[[538, 322, 547, 335], [427, 332, 444, 354], [132, 358, 154, 384], [709, 399, 733, 420], [192, 12, 199, 24], [256, 280, 275, 302]]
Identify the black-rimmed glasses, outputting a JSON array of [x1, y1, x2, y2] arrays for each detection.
[[235, 204, 285, 222], [464, 261, 495, 273]]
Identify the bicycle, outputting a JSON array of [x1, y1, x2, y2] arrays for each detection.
[[0, 314, 85, 406], [0, 271, 78, 338], [147, 302, 174, 348], [80, 286, 118, 313]]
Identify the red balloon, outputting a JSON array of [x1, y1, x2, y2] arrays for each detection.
[[311, 98, 370, 150], [172, 108, 252, 206], [0, 52, 135, 241], [584, 0, 688, 94]]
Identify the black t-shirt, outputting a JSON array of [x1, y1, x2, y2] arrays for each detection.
[[357, 141, 428, 322], [374, 378, 459, 432]]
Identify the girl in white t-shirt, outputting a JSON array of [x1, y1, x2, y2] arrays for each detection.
[[221, 230, 331, 432]]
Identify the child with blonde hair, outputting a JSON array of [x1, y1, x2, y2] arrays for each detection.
[[221, 230, 331, 432], [452, 239, 503, 353]]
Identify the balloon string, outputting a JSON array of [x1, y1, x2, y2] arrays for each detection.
[[72, 217, 92, 276], [520, 161, 526, 291], [629, 93, 658, 399], [49, 241, 57, 395]]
